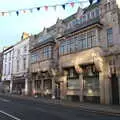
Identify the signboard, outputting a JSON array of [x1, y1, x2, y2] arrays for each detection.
[[67, 80, 80, 89]]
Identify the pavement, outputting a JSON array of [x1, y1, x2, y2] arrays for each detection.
[[0, 93, 120, 117], [0, 94, 120, 120]]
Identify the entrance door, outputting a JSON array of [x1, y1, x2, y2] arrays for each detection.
[[111, 74, 119, 104]]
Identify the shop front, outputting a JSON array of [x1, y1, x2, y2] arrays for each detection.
[[12, 77, 25, 95], [32, 71, 53, 98], [58, 47, 108, 104], [65, 67, 80, 101], [81, 64, 100, 103], [62, 64, 100, 103]]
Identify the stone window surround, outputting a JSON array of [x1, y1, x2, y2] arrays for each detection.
[[31, 46, 53, 63], [59, 29, 97, 56]]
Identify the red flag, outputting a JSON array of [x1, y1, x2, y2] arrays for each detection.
[[44, 6, 48, 11], [22, 10, 26, 14], [70, 2, 74, 8]]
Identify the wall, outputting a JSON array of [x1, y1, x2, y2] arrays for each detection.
[[12, 38, 29, 75]]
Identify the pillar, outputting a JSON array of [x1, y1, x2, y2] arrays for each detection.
[[60, 75, 67, 100], [25, 78, 28, 95], [52, 76, 55, 99], [99, 72, 105, 104], [118, 75, 120, 104], [104, 74, 110, 104], [10, 80, 13, 94], [101, 61, 111, 104], [32, 79, 35, 95], [41, 79, 44, 96], [79, 73, 84, 102]]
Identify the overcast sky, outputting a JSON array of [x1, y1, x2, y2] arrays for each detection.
[[0, 0, 89, 51]]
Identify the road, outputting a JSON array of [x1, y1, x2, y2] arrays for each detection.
[[0, 95, 119, 120]]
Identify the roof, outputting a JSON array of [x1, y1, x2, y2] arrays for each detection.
[[30, 37, 55, 51], [3, 45, 14, 52]]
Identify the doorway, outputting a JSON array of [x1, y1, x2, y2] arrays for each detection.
[[111, 74, 119, 104]]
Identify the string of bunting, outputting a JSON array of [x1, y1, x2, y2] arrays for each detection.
[[0, 1, 88, 16]]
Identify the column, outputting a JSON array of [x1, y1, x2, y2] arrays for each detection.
[[41, 79, 44, 96], [52, 76, 55, 99], [60, 75, 67, 99], [103, 62, 111, 104], [99, 72, 105, 104], [96, 29, 99, 46], [10, 80, 13, 94], [25, 78, 28, 95], [32, 79, 35, 95], [79, 73, 84, 102], [104, 71, 111, 104], [118, 74, 120, 104]]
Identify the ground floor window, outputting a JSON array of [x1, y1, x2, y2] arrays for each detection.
[[82, 64, 100, 103], [35, 80, 41, 90], [44, 79, 52, 90]]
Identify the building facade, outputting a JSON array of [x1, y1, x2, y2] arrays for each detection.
[[30, 0, 120, 104], [0, 52, 3, 82], [57, 0, 120, 104], [12, 33, 30, 95], [30, 26, 59, 98], [2, 46, 14, 93]]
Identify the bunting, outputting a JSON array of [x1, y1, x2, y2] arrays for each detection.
[[0, 1, 88, 16], [70, 2, 75, 8], [37, 7, 40, 11], [62, 4, 66, 10]]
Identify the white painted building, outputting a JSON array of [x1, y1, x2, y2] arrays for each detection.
[[12, 33, 30, 95], [2, 46, 14, 93]]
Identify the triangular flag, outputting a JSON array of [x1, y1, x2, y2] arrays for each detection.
[[8, 12, 11, 16], [89, 0, 93, 5], [30, 9, 33, 13], [2, 12, 4, 16], [16, 11, 19, 16], [44, 6, 48, 11], [62, 4, 66, 10], [23, 10, 26, 13], [53, 6, 56, 11], [97, 0, 101, 3], [70, 2, 74, 8], [37, 7, 40, 11]]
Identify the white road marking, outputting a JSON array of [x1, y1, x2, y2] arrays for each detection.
[[0, 110, 21, 120], [0, 98, 10, 102]]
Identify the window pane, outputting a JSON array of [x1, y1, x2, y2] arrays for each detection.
[[81, 33, 87, 49], [107, 28, 113, 45]]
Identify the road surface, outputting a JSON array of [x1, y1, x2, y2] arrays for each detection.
[[0, 95, 119, 120]]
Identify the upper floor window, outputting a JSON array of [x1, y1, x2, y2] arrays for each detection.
[[91, 10, 95, 18], [31, 52, 39, 63], [107, 28, 113, 46], [23, 57, 26, 70], [8, 62, 11, 75], [81, 33, 87, 49], [4, 64, 6, 75], [59, 29, 97, 56], [9, 52, 11, 61], [5, 54, 7, 62], [43, 46, 52, 59], [87, 30, 96, 48], [24, 46, 27, 53], [17, 49, 20, 58], [95, 8, 99, 17], [17, 60, 19, 72]]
